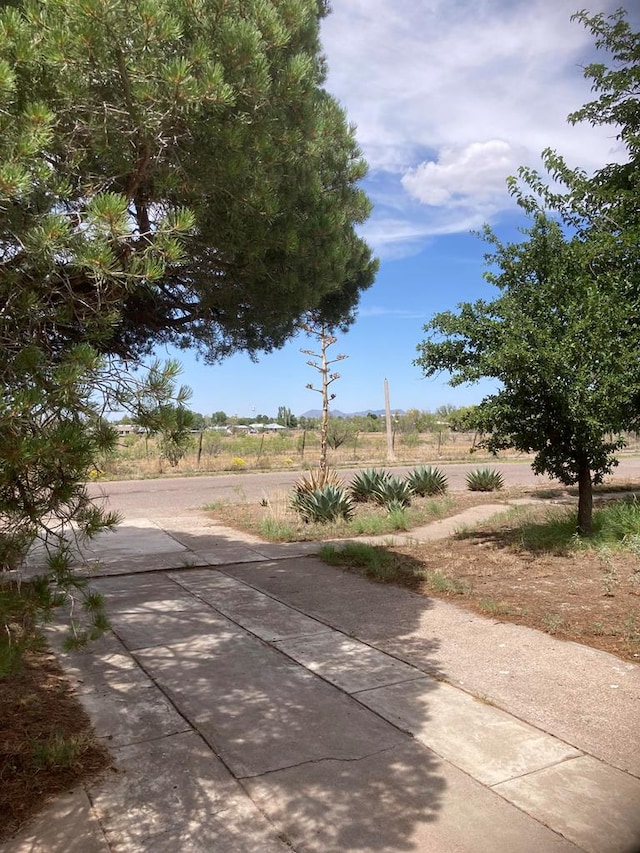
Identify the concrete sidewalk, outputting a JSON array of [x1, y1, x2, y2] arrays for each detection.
[[6, 507, 640, 852]]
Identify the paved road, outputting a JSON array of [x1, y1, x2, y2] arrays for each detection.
[[88, 457, 640, 520]]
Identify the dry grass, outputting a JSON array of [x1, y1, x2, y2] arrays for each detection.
[[0, 645, 112, 842], [207, 489, 501, 542], [97, 429, 529, 480]]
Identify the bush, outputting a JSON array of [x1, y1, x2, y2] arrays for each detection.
[[318, 542, 397, 580], [372, 475, 413, 507], [291, 484, 354, 524], [350, 468, 390, 502], [406, 465, 448, 496], [466, 468, 504, 492]]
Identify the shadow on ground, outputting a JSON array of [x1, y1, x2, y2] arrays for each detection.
[[46, 521, 450, 852]]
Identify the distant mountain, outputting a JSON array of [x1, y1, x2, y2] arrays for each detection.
[[299, 408, 404, 419]]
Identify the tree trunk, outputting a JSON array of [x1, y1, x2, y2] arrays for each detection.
[[577, 465, 593, 536], [319, 338, 329, 483]]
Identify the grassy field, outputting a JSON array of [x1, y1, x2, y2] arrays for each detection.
[[99, 428, 532, 479]]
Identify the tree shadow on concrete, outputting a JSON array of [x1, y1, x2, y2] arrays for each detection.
[[55, 522, 452, 852]]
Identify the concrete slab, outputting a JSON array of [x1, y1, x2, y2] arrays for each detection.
[[494, 755, 640, 853], [223, 557, 640, 777], [188, 546, 269, 565], [90, 731, 289, 852], [171, 570, 332, 641], [108, 608, 246, 651], [244, 741, 580, 853], [3, 787, 109, 853], [79, 552, 210, 576], [153, 517, 267, 547], [47, 630, 153, 695], [90, 574, 206, 614], [84, 519, 189, 561], [274, 631, 426, 693], [78, 682, 189, 747], [250, 541, 323, 559], [133, 635, 406, 777], [357, 677, 582, 785], [405, 502, 510, 541]]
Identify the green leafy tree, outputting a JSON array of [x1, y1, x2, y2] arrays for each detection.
[[187, 412, 207, 432], [447, 406, 479, 433], [0, 0, 376, 642], [298, 415, 319, 430], [415, 215, 638, 534], [0, 0, 376, 364], [277, 406, 295, 427], [508, 8, 639, 373], [510, 9, 639, 239], [417, 9, 640, 536], [326, 417, 356, 450]]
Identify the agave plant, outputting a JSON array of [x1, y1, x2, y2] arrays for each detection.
[[291, 484, 354, 524], [350, 468, 391, 502], [293, 467, 344, 497], [466, 468, 504, 492], [372, 475, 413, 507], [406, 465, 448, 496]]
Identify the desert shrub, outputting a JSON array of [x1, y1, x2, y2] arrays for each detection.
[[350, 468, 390, 502], [406, 465, 448, 496], [466, 468, 504, 492], [291, 484, 354, 523], [372, 475, 413, 507]]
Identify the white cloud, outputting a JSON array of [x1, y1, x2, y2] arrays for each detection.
[[358, 306, 426, 320], [321, 0, 625, 254], [401, 140, 520, 207]]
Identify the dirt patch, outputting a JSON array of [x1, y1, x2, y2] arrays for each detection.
[[388, 520, 640, 663], [0, 645, 112, 842]]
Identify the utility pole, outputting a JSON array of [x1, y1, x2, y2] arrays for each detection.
[[384, 378, 396, 462]]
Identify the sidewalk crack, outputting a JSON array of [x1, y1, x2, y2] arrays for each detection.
[[236, 744, 401, 781]]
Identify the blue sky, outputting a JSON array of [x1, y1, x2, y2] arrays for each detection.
[[161, 0, 628, 419]]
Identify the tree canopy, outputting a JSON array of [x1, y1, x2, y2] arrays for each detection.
[[415, 8, 640, 535], [0, 0, 377, 366], [0, 0, 376, 639], [415, 215, 639, 533]]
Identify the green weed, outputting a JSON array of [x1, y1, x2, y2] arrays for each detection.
[[318, 543, 397, 580], [479, 599, 514, 617], [349, 514, 387, 536], [258, 517, 297, 541], [387, 502, 410, 530], [541, 613, 564, 634], [30, 732, 93, 770], [420, 570, 468, 595]]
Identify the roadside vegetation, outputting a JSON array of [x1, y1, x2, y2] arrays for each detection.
[[89, 424, 640, 481], [205, 472, 640, 664]]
